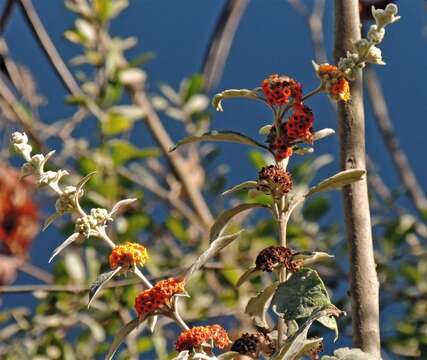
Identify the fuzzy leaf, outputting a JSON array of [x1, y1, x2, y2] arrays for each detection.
[[74, 171, 96, 210], [49, 233, 82, 263], [306, 169, 365, 197], [212, 88, 258, 111], [245, 282, 279, 329], [313, 128, 335, 141], [185, 231, 243, 280], [172, 351, 190, 360], [271, 308, 332, 360], [110, 198, 137, 216], [170, 130, 270, 152], [222, 181, 258, 196], [42, 213, 62, 231], [210, 203, 269, 242], [106, 317, 147, 360], [271, 268, 331, 320], [88, 267, 122, 308], [236, 265, 260, 287], [318, 315, 339, 341], [292, 251, 334, 266]]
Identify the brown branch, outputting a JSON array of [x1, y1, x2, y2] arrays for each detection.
[[0, 0, 15, 35], [127, 86, 213, 228], [17, 0, 82, 97], [288, 0, 328, 63], [334, 1, 380, 356], [365, 67, 427, 218], [201, 0, 249, 93]]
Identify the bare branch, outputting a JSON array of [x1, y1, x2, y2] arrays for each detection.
[[0, 0, 15, 35], [202, 0, 249, 92], [17, 0, 82, 97], [334, 1, 380, 356], [127, 86, 213, 228]]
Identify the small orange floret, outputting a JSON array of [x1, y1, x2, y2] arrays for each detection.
[[134, 278, 185, 316], [175, 324, 230, 352], [109, 242, 148, 269], [331, 78, 351, 102], [317, 63, 351, 102], [318, 64, 338, 75]]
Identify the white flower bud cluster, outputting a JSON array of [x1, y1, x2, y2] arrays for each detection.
[[10, 131, 138, 259], [75, 208, 112, 238], [11, 132, 69, 193], [338, 4, 399, 79]]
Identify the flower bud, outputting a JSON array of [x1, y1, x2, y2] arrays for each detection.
[[368, 25, 385, 44]]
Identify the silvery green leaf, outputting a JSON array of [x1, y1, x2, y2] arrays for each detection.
[[74, 172, 96, 213], [185, 231, 244, 280], [106, 317, 147, 360], [170, 130, 270, 152], [292, 251, 334, 266], [172, 351, 190, 360], [88, 267, 122, 308], [318, 315, 339, 341], [313, 128, 335, 141], [222, 181, 258, 196], [305, 169, 365, 197], [109, 106, 146, 120], [183, 94, 209, 114], [259, 124, 272, 135], [210, 203, 269, 242], [236, 265, 260, 287], [110, 198, 137, 216], [245, 282, 279, 329], [212, 88, 258, 111], [271, 268, 331, 320], [271, 308, 332, 360], [49, 233, 82, 263], [42, 213, 62, 231]]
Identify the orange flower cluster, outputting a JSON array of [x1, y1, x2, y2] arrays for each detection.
[[134, 278, 185, 316], [109, 242, 148, 269], [175, 324, 230, 352], [267, 104, 314, 161], [317, 64, 350, 102], [0, 164, 38, 256], [261, 74, 302, 106]]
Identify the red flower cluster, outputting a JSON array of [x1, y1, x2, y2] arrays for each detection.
[[285, 104, 314, 143], [267, 104, 314, 161], [261, 74, 302, 106], [0, 164, 38, 256], [175, 324, 230, 352], [134, 278, 185, 316], [109, 242, 148, 269]]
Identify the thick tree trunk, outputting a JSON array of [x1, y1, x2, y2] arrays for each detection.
[[333, 1, 380, 357]]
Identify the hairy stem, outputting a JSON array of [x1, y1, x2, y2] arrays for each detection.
[[334, 1, 380, 356], [276, 195, 288, 348]]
